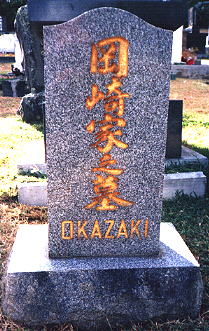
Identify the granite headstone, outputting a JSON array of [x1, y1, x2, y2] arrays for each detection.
[[44, 7, 172, 258]]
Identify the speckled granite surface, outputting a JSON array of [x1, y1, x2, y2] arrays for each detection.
[[44, 8, 172, 258], [2, 223, 203, 328]]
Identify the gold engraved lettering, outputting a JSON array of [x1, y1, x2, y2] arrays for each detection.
[[90, 37, 129, 77], [77, 221, 88, 239], [85, 36, 134, 211], [92, 154, 123, 175], [86, 84, 105, 110], [85, 195, 116, 211], [144, 219, 149, 238], [61, 219, 150, 239], [91, 220, 102, 239], [85, 153, 133, 210], [85, 77, 129, 114], [86, 115, 126, 135], [61, 220, 74, 239], [93, 175, 118, 193], [104, 220, 115, 239], [117, 219, 128, 238], [130, 220, 141, 238], [100, 114, 126, 127], [86, 120, 95, 133], [104, 77, 129, 116], [85, 173, 133, 211], [93, 127, 128, 154]]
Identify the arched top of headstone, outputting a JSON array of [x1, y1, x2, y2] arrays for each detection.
[[44, 7, 173, 80]]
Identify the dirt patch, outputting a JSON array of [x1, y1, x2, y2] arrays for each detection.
[[0, 97, 21, 117], [0, 63, 13, 75], [0, 53, 14, 57], [170, 78, 209, 114], [0, 197, 47, 258]]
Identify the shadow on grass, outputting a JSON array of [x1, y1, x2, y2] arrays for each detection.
[[182, 142, 209, 194], [16, 117, 44, 134], [162, 193, 209, 319], [30, 121, 44, 134], [182, 141, 209, 160]]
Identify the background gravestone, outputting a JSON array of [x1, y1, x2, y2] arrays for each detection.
[[15, 5, 45, 122], [15, 5, 44, 92], [166, 100, 183, 159], [44, 7, 172, 258]]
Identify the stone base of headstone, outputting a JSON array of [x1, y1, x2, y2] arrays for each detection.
[[17, 182, 47, 206], [171, 64, 209, 79], [166, 146, 209, 168], [3, 223, 203, 329], [163, 171, 207, 199]]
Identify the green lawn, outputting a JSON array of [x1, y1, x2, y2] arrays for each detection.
[[0, 117, 45, 197], [183, 112, 209, 157]]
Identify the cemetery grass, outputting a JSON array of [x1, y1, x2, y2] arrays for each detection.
[[0, 114, 45, 198], [170, 78, 209, 160], [0, 79, 209, 330]]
